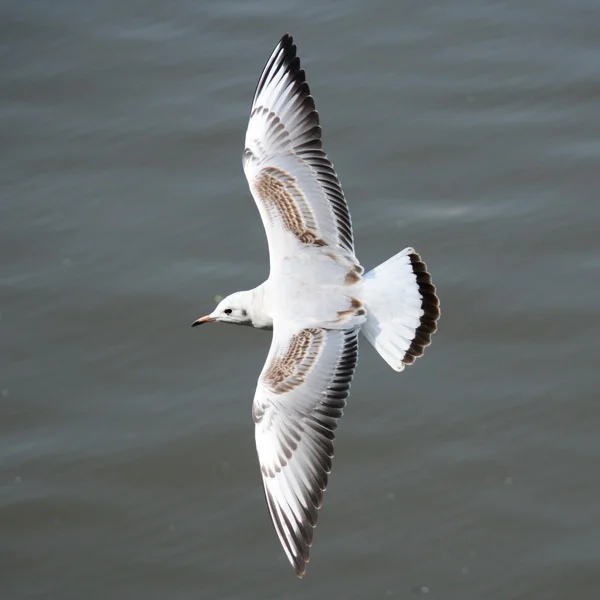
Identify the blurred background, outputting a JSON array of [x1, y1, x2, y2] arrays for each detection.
[[2, 1, 600, 598]]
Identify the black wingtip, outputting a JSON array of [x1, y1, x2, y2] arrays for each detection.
[[279, 34, 300, 73], [280, 33, 294, 46], [295, 563, 307, 579], [275, 34, 296, 65], [253, 33, 303, 108]]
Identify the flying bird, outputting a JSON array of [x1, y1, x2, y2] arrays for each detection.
[[192, 34, 440, 577]]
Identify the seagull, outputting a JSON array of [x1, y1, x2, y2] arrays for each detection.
[[192, 34, 440, 577]]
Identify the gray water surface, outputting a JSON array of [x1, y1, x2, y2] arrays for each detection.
[[2, 1, 600, 598]]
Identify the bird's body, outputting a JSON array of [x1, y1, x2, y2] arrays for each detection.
[[271, 248, 365, 329], [192, 34, 440, 577]]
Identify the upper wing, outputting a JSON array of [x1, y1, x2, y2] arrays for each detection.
[[243, 34, 355, 270], [252, 324, 359, 577]]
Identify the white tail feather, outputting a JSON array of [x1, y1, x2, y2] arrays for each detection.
[[361, 247, 440, 371]]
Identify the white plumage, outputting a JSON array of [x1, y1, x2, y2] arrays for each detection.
[[192, 34, 440, 577]]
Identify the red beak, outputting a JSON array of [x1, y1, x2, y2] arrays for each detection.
[[191, 315, 216, 327]]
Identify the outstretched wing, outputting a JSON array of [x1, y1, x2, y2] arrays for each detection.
[[243, 34, 355, 270], [252, 324, 359, 577]]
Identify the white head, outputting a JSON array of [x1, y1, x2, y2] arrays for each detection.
[[192, 291, 254, 328]]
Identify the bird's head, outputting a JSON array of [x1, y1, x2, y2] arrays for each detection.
[[191, 291, 253, 328]]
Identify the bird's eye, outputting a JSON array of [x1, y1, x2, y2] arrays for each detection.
[[224, 308, 232, 315]]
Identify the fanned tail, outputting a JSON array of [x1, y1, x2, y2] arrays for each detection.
[[361, 248, 440, 371]]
